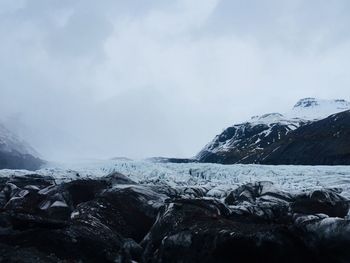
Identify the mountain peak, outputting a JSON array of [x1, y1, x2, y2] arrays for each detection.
[[293, 97, 350, 109], [197, 97, 350, 164], [293, 98, 319, 108], [289, 98, 350, 120], [0, 123, 38, 157], [0, 122, 43, 170]]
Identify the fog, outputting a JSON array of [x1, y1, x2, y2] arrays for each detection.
[[1, 0, 350, 161]]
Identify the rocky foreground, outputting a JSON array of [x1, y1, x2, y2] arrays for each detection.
[[0, 172, 350, 262]]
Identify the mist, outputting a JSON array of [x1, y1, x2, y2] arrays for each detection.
[[1, 0, 350, 161]]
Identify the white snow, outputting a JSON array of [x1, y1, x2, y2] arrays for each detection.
[[246, 98, 350, 126], [51, 200, 68, 208], [250, 113, 303, 127], [253, 98, 350, 124], [289, 98, 350, 120]]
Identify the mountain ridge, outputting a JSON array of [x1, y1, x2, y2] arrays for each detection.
[[0, 123, 44, 170], [197, 98, 350, 165]]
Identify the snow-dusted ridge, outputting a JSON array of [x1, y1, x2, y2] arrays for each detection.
[[197, 98, 350, 163], [288, 97, 350, 120], [251, 98, 350, 125], [0, 123, 39, 157], [0, 122, 43, 170]]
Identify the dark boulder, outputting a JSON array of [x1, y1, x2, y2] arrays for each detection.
[[224, 182, 294, 223], [101, 172, 137, 186], [0, 220, 132, 262], [1, 175, 350, 262], [291, 189, 350, 217], [295, 217, 350, 263], [0, 175, 148, 262], [6, 174, 55, 189], [0, 243, 61, 263], [141, 198, 316, 263], [225, 181, 294, 205], [96, 185, 166, 242]]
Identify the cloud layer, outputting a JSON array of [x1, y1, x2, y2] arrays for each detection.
[[1, 0, 350, 161]]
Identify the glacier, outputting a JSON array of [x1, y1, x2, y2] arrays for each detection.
[[2, 159, 350, 198]]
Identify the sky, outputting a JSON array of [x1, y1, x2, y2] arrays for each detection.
[[1, 0, 350, 161]]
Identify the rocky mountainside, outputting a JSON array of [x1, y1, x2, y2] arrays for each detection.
[[147, 157, 198, 163], [262, 110, 350, 165], [0, 123, 43, 170], [197, 98, 350, 165]]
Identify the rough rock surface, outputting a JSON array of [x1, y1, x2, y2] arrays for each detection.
[[0, 173, 349, 262]]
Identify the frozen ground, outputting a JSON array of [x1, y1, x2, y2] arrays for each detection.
[[1, 159, 350, 198], [2, 160, 350, 262]]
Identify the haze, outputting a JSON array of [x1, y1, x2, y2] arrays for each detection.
[[1, 0, 350, 161]]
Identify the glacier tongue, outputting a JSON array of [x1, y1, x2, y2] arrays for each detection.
[[2, 160, 350, 198]]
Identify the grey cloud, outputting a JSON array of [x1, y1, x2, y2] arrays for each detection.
[[209, 0, 350, 51], [0, 0, 349, 161]]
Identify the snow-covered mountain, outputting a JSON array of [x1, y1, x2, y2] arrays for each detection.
[[261, 110, 350, 165], [0, 124, 39, 156], [289, 98, 350, 120], [0, 123, 43, 170], [197, 98, 350, 165]]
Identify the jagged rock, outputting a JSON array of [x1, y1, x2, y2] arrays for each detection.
[[6, 174, 55, 189], [291, 189, 350, 217], [0, 243, 61, 263], [224, 182, 350, 223], [101, 172, 137, 186], [57, 179, 109, 207], [0, 176, 149, 262], [141, 198, 315, 263], [296, 217, 350, 263], [1, 175, 350, 262], [225, 181, 294, 205], [174, 186, 209, 198], [101, 185, 166, 241], [147, 185, 180, 198], [0, 220, 132, 262]]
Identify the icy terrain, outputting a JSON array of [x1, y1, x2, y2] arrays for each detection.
[[1, 160, 350, 262], [2, 160, 350, 198]]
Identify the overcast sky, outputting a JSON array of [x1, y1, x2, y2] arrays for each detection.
[[1, 0, 350, 161]]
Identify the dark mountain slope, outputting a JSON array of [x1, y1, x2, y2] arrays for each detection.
[[0, 151, 43, 170], [0, 124, 44, 170], [197, 98, 350, 165], [262, 110, 350, 165], [197, 113, 307, 164]]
